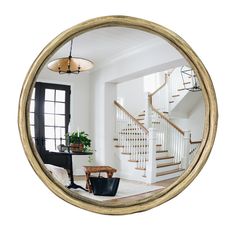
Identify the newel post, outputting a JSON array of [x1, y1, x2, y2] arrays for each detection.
[[182, 131, 191, 169], [144, 92, 152, 128], [146, 128, 157, 184]]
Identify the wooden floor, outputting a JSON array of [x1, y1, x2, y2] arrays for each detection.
[[74, 175, 178, 204]]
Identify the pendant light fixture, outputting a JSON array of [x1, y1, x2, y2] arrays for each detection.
[[47, 39, 94, 74], [180, 66, 201, 92]]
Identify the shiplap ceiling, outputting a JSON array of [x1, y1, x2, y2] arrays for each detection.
[[48, 27, 169, 68]]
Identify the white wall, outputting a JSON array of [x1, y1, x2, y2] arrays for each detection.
[[172, 98, 205, 140], [117, 77, 145, 117], [187, 98, 205, 140], [116, 71, 169, 116]]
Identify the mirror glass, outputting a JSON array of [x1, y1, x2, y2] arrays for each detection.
[[29, 26, 204, 205]]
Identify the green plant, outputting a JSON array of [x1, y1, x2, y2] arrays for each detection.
[[66, 131, 92, 152], [79, 131, 92, 151], [66, 131, 79, 144]]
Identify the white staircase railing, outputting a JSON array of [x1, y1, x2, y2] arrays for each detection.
[[149, 103, 201, 170], [151, 105, 186, 163], [114, 68, 202, 183], [189, 138, 201, 164], [114, 101, 149, 170]]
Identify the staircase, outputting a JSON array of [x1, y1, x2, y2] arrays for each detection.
[[114, 67, 201, 184], [114, 101, 185, 183]]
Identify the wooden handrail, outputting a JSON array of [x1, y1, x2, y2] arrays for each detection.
[[148, 73, 168, 103], [114, 101, 148, 134], [148, 68, 176, 102], [190, 140, 202, 144], [151, 104, 185, 135], [190, 134, 201, 144], [152, 104, 202, 143]]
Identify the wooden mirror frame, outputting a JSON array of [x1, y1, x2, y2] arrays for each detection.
[[18, 15, 218, 215]]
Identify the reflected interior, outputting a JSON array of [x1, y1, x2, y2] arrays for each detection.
[[29, 26, 204, 204]]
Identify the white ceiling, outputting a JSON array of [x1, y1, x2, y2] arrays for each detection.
[[48, 27, 169, 68]]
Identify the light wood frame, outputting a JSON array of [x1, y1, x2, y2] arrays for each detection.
[[18, 15, 218, 215]]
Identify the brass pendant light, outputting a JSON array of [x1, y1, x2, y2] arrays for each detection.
[[47, 39, 94, 74]]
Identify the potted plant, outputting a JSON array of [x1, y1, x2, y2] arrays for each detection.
[[66, 131, 92, 153]]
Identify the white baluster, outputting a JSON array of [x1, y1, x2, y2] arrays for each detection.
[[182, 131, 191, 169], [144, 92, 152, 128], [146, 128, 157, 183]]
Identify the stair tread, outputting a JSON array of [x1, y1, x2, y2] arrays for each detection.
[[130, 150, 167, 154], [135, 167, 146, 170], [157, 161, 181, 168], [125, 138, 147, 140], [172, 94, 180, 97], [137, 118, 144, 120], [156, 168, 184, 177], [122, 128, 139, 130], [156, 156, 174, 160], [131, 144, 148, 147], [178, 88, 186, 91], [156, 150, 168, 153], [140, 121, 160, 125], [119, 132, 142, 135], [169, 101, 174, 103], [114, 145, 124, 148], [127, 144, 161, 147]]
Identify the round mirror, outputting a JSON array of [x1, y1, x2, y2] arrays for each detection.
[[18, 16, 218, 214]]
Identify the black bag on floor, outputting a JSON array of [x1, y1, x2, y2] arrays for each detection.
[[89, 176, 120, 196]]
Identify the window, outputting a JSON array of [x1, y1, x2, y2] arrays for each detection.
[[30, 88, 35, 142], [30, 82, 71, 153]]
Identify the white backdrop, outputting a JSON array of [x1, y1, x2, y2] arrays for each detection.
[[1, 1, 235, 235]]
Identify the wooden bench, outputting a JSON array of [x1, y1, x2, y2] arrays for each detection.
[[83, 166, 117, 193]]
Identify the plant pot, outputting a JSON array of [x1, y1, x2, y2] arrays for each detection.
[[70, 143, 84, 153]]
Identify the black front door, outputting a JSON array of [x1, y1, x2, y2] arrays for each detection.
[[30, 82, 71, 155]]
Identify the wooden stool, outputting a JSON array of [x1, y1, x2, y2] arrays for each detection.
[[83, 166, 117, 193]]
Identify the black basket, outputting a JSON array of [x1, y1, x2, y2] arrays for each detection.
[[89, 177, 120, 196]]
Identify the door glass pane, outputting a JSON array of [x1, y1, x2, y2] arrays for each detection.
[[44, 114, 54, 126], [55, 102, 65, 114], [45, 89, 55, 101], [30, 113, 34, 125], [56, 139, 66, 147], [56, 90, 65, 102], [31, 88, 35, 100], [45, 127, 55, 139], [30, 100, 35, 112], [45, 139, 56, 151], [56, 127, 65, 139], [33, 83, 70, 153], [30, 125, 35, 138], [45, 101, 54, 113], [55, 115, 65, 126]]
